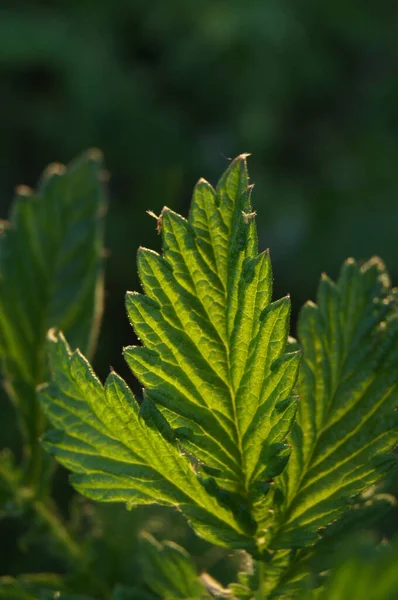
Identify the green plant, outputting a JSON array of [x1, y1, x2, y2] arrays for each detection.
[[1, 153, 397, 599], [0, 150, 106, 565]]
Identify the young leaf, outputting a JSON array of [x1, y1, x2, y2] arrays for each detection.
[[0, 150, 106, 489], [40, 155, 299, 552]]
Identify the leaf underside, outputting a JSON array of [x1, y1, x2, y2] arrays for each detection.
[[276, 257, 398, 547], [261, 257, 398, 596], [41, 155, 299, 552]]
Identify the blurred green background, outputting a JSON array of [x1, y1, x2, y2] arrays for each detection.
[[1, 0, 398, 593]]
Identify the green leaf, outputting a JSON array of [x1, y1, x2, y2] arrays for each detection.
[[258, 258, 398, 596], [137, 533, 210, 599], [298, 538, 398, 600], [124, 155, 299, 531], [0, 150, 106, 489], [40, 332, 254, 551], [272, 258, 398, 549], [40, 155, 299, 552], [269, 494, 396, 598]]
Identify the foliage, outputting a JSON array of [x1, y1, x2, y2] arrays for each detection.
[[0, 152, 106, 585], [1, 153, 398, 598], [0, 150, 105, 500], [2, 0, 398, 391]]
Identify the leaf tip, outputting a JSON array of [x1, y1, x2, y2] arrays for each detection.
[[304, 299, 317, 309], [42, 162, 67, 180], [87, 147, 104, 163], [236, 152, 251, 161], [14, 184, 33, 197], [47, 327, 59, 343]]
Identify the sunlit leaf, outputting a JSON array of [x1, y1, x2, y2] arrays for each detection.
[[41, 156, 298, 552]]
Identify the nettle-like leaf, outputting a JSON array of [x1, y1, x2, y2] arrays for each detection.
[[275, 258, 398, 546], [0, 150, 105, 488], [125, 155, 300, 525], [40, 155, 299, 552], [40, 331, 253, 549], [262, 258, 398, 596]]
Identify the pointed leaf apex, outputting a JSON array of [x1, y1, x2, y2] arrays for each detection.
[[87, 147, 104, 162], [47, 327, 59, 343], [305, 299, 317, 309], [42, 162, 67, 180], [197, 177, 212, 187], [345, 257, 357, 266], [14, 184, 33, 197]]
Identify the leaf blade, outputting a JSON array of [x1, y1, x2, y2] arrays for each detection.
[[271, 257, 398, 550]]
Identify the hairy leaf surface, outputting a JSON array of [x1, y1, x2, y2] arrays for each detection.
[[272, 258, 398, 550], [124, 155, 299, 530], [41, 155, 299, 551], [40, 332, 255, 551]]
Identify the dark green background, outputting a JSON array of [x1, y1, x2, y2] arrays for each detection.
[[1, 0, 398, 594]]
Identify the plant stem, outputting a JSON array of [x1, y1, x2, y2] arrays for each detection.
[[256, 561, 266, 600]]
